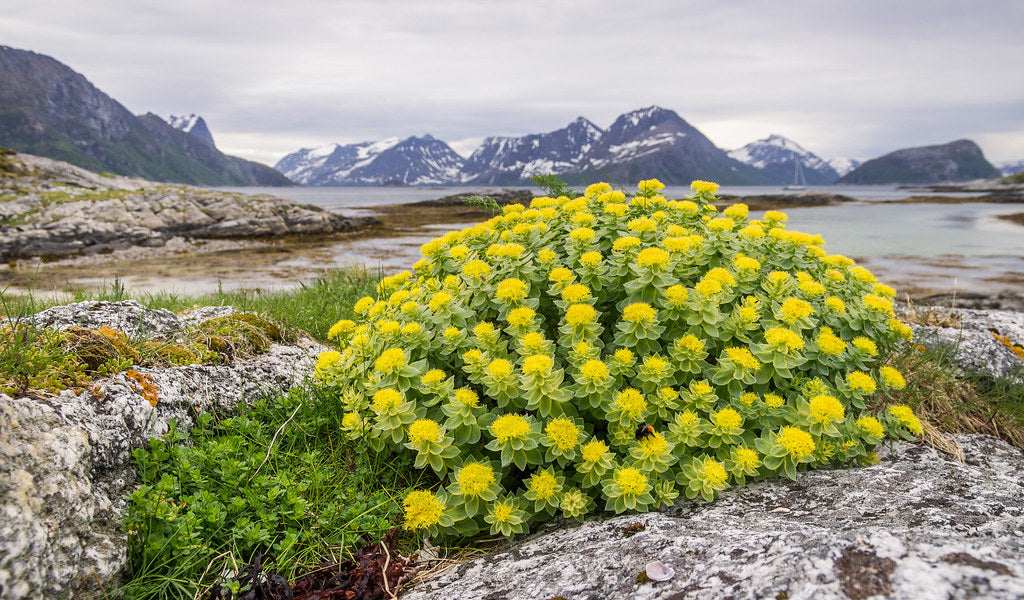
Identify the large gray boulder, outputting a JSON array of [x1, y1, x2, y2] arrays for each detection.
[[0, 301, 328, 599], [404, 435, 1024, 600], [903, 304, 1024, 383]]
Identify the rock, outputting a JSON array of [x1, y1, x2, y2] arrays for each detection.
[[407, 189, 536, 207], [899, 304, 1024, 383], [0, 301, 329, 599], [403, 435, 1024, 600]]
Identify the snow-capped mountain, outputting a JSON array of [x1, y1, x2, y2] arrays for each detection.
[[460, 117, 603, 185], [168, 114, 215, 147], [275, 135, 463, 186], [997, 160, 1024, 177], [578, 106, 769, 185], [826, 157, 862, 178], [728, 135, 840, 185]]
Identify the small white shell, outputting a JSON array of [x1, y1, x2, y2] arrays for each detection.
[[645, 560, 675, 582]]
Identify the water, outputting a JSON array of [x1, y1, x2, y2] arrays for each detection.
[[206, 184, 1023, 297]]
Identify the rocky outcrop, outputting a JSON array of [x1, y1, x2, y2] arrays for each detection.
[[838, 139, 1001, 185], [403, 434, 1024, 600], [901, 303, 1024, 383], [0, 153, 377, 261], [0, 301, 328, 599], [407, 188, 536, 207]]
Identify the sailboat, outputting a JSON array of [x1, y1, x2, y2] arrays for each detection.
[[783, 157, 808, 190]]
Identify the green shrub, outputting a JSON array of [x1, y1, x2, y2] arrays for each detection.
[[315, 178, 922, 538]]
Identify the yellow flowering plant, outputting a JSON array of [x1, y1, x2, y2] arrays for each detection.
[[318, 177, 921, 538]]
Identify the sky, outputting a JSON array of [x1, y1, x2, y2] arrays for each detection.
[[2, 0, 1023, 167]]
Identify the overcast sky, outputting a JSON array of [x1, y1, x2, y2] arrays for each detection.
[[3, 0, 1022, 167]]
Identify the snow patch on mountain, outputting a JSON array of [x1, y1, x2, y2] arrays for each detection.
[[729, 135, 840, 184], [167, 114, 215, 147]]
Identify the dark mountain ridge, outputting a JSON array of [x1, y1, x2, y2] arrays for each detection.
[[838, 139, 1001, 184], [0, 46, 291, 186]]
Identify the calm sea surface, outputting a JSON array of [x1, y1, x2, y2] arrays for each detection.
[[205, 184, 1024, 298]]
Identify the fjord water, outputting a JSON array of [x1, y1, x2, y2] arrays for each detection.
[[214, 184, 1024, 297]]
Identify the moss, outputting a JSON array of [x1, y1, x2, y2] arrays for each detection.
[[194, 313, 286, 361]]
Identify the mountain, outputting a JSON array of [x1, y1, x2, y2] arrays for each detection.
[[275, 135, 464, 186], [0, 46, 290, 186], [837, 139, 1001, 184], [575, 107, 770, 185], [826, 157, 861, 177], [727, 135, 840, 185], [168, 114, 215, 147], [459, 117, 603, 185], [997, 160, 1024, 177]]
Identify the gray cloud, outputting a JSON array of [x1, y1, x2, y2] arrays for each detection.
[[2, 0, 1022, 166]]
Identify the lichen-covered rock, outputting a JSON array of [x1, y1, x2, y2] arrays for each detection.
[[403, 435, 1024, 600], [905, 305, 1024, 383], [0, 302, 328, 599]]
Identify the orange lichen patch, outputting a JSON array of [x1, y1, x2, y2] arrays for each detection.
[[990, 329, 1024, 361], [125, 369, 160, 407]]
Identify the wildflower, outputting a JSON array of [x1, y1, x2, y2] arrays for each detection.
[[561, 283, 591, 303], [429, 291, 453, 311], [408, 419, 442, 444], [763, 393, 785, 409], [691, 180, 719, 194], [825, 296, 847, 313], [585, 182, 612, 197], [507, 307, 536, 327], [372, 388, 403, 412], [495, 278, 529, 303], [614, 467, 649, 496], [724, 204, 749, 219], [863, 294, 895, 315], [614, 388, 647, 421], [522, 354, 554, 377], [549, 267, 573, 285], [856, 416, 884, 439], [581, 439, 610, 464], [545, 418, 580, 451], [638, 178, 665, 194], [491, 414, 531, 443], [613, 348, 635, 365], [462, 260, 491, 279], [537, 248, 556, 263], [374, 348, 407, 374], [613, 236, 642, 252], [676, 334, 704, 354], [580, 359, 609, 383], [327, 319, 355, 340], [579, 251, 602, 267], [565, 304, 597, 326], [852, 337, 878, 356], [402, 490, 445, 530], [664, 285, 689, 308], [707, 217, 735, 231], [636, 247, 671, 270], [712, 408, 743, 432], [816, 328, 847, 355], [487, 359, 513, 379], [604, 203, 629, 216], [765, 327, 804, 351], [808, 394, 845, 425], [622, 302, 657, 324], [799, 280, 827, 296], [849, 266, 877, 283], [422, 369, 446, 386], [779, 297, 814, 323], [627, 216, 658, 233], [880, 366, 906, 389], [777, 426, 816, 460], [734, 255, 761, 272], [527, 469, 560, 502], [569, 227, 596, 242], [457, 462, 496, 497], [888, 405, 923, 435], [725, 347, 760, 370], [846, 372, 877, 394], [454, 388, 480, 407]]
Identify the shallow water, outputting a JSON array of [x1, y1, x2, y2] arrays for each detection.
[[3, 185, 1022, 300]]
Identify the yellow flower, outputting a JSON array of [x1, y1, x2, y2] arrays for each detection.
[[852, 337, 878, 356], [315, 350, 341, 374], [580, 439, 609, 464], [443, 326, 461, 341], [377, 320, 401, 336], [473, 321, 496, 338], [823, 254, 854, 267], [739, 392, 758, 406], [863, 294, 895, 315], [495, 278, 529, 302], [707, 217, 735, 231], [664, 284, 689, 308], [429, 291, 453, 311], [507, 306, 536, 327], [372, 388, 404, 412], [627, 216, 658, 233], [873, 283, 897, 298], [537, 248, 556, 263], [401, 322, 422, 336], [374, 348, 407, 374], [613, 348, 635, 365], [695, 279, 722, 297], [662, 235, 700, 253], [638, 178, 665, 194], [565, 303, 597, 326], [816, 327, 847, 355], [849, 265, 877, 283], [353, 296, 375, 314], [561, 283, 592, 303], [604, 203, 629, 216], [734, 255, 761, 272], [764, 393, 785, 409], [487, 359, 513, 379], [880, 366, 906, 389], [622, 302, 656, 324], [457, 462, 495, 497], [462, 260, 491, 279], [638, 433, 669, 458], [888, 405, 922, 435], [569, 227, 596, 242], [777, 426, 815, 460], [522, 354, 554, 377], [491, 414, 531, 443], [724, 203, 749, 219], [712, 408, 743, 432], [779, 297, 814, 323], [599, 190, 627, 204], [579, 251, 602, 267], [528, 470, 559, 500], [402, 490, 445, 530], [799, 281, 827, 296], [724, 347, 760, 370], [422, 369, 446, 385], [571, 212, 596, 226], [455, 387, 480, 407], [808, 394, 845, 424], [614, 467, 649, 496], [341, 411, 361, 431], [549, 267, 573, 285], [612, 236, 643, 252], [825, 296, 846, 313], [614, 388, 647, 421], [889, 319, 914, 341], [690, 180, 719, 194], [733, 447, 760, 469], [676, 334, 704, 354], [765, 327, 805, 351], [739, 223, 765, 238], [492, 502, 513, 523], [846, 372, 877, 394], [585, 182, 612, 197], [636, 247, 671, 270], [856, 416, 884, 438], [408, 419, 442, 444], [580, 359, 609, 383], [327, 319, 355, 340], [545, 418, 580, 451], [449, 245, 469, 261], [701, 458, 728, 486]]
